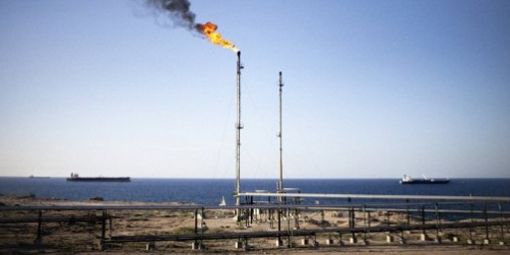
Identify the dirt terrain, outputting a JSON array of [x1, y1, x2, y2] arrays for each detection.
[[1, 194, 508, 254]]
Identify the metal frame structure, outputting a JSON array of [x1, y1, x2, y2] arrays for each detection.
[[1, 201, 509, 251]]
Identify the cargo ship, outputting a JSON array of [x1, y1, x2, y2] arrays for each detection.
[[400, 174, 449, 184], [66, 172, 130, 182]]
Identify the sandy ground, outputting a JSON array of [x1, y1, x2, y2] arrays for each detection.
[[76, 246, 510, 255], [1, 194, 509, 254]]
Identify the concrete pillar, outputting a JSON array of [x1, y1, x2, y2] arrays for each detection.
[[325, 239, 334, 245], [419, 233, 427, 241], [349, 237, 357, 244], [275, 239, 284, 247], [301, 238, 309, 246], [386, 235, 394, 243]]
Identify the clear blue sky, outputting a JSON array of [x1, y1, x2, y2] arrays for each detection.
[[1, 0, 509, 178]]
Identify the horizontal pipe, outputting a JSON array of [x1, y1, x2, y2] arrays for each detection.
[[0, 215, 111, 224], [104, 220, 510, 243], [1, 204, 510, 215], [238, 192, 510, 202]]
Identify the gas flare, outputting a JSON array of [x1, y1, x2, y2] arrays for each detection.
[[146, 0, 239, 53], [197, 22, 238, 52]]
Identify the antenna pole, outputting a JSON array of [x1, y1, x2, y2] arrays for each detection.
[[235, 51, 242, 206], [278, 71, 284, 193]]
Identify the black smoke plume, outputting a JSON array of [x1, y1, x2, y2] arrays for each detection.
[[146, 0, 201, 31]]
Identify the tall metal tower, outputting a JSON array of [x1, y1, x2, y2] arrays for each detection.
[[235, 51, 243, 206], [277, 71, 284, 192]]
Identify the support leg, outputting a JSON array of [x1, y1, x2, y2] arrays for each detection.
[[35, 210, 42, 245], [484, 204, 490, 244]]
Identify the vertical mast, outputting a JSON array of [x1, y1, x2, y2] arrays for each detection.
[[235, 51, 242, 206], [278, 71, 284, 192]]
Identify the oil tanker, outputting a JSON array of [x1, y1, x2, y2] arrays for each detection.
[[66, 173, 130, 182]]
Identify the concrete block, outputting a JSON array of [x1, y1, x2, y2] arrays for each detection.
[[234, 241, 244, 249], [452, 236, 459, 243], [145, 242, 155, 251], [275, 239, 284, 247], [434, 237, 442, 244], [301, 238, 309, 246], [325, 239, 334, 245], [96, 240, 105, 251], [349, 237, 357, 244], [467, 239, 475, 245], [419, 233, 427, 241], [483, 239, 491, 245], [386, 235, 394, 243], [191, 242, 202, 250], [499, 241, 505, 246], [34, 238, 42, 246]]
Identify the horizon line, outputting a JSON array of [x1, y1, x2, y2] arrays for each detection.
[[1, 176, 510, 179]]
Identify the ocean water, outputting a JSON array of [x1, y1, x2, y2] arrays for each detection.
[[1, 178, 509, 208]]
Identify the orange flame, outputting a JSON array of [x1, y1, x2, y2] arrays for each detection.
[[198, 22, 238, 52]]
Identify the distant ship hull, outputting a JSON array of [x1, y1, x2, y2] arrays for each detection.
[[400, 179, 449, 184], [29, 176, 50, 179], [66, 177, 130, 182]]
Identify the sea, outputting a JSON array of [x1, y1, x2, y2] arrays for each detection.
[[1, 178, 509, 209]]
